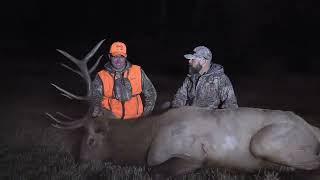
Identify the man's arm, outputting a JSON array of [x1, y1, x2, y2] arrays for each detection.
[[171, 77, 190, 108], [218, 75, 238, 109], [141, 69, 157, 116], [91, 75, 104, 117]]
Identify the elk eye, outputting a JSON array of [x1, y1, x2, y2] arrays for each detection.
[[94, 128, 105, 134]]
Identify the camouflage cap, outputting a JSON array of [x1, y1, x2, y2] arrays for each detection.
[[184, 46, 212, 61]]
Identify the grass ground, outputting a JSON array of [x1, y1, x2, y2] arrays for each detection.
[[0, 144, 285, 180]]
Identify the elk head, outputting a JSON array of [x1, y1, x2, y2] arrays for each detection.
[[79, 114, 113, 160], [46, 39, 116, 160]]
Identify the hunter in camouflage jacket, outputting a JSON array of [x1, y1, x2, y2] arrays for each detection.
[[172, 63, 238, 109]]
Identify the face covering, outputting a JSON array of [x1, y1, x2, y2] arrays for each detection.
[[111, 56, 126, 70]]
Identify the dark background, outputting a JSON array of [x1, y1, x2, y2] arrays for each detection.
[[1, 0, 319, 72], [1, 0, 320, 143]]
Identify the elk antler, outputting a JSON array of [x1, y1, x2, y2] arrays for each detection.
[[46, 39, 105, 129]]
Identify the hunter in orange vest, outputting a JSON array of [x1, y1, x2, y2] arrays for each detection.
[[91, 41, 157, 120]]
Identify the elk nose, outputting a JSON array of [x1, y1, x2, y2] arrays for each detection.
[[87, 137, 95, 147]]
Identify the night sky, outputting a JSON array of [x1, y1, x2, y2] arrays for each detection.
[[0, 0, 319, 77]]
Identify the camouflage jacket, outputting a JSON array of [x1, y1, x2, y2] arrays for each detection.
[[172, 63, 238, 109], [91, 61, 157, 116]]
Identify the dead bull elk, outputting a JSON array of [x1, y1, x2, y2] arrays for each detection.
[[47, 40, 320, 179]]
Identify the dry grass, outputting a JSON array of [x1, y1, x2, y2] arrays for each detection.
[[0, 144, 285, 180], [0, 126, 306, 180]]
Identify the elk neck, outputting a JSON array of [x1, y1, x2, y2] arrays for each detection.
[[107, 116, 159, 165]]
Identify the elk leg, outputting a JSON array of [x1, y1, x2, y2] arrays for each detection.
[[149, 157, 202, 180], [250, 123, 320, 170]]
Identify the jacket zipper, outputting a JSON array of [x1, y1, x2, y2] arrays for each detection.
[[136, 96, 139, 115], [121, 101, 125, 119]]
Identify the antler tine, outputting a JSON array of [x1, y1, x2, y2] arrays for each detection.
[[55, 112, 85, 126], [89, 55, 103, 74], [84, 39, 106, 63], [56, 112, 89, 126], [60, 63, 83, 78], [51, 123, 84, 130], [56, 112, 74, 121], [56, 49, 80, 65], [55, 40, 105, 99], [49, 39, 105, 130], [60, 93, 74, 100], [51, 83, 87, 101], [80, 40, 105, 98], [45, 112, 84, 126]]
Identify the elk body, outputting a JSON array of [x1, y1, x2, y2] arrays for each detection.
[[47, 40, 320, 179]]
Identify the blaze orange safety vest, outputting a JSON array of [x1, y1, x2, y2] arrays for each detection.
[[98, 65, 143, 120]]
